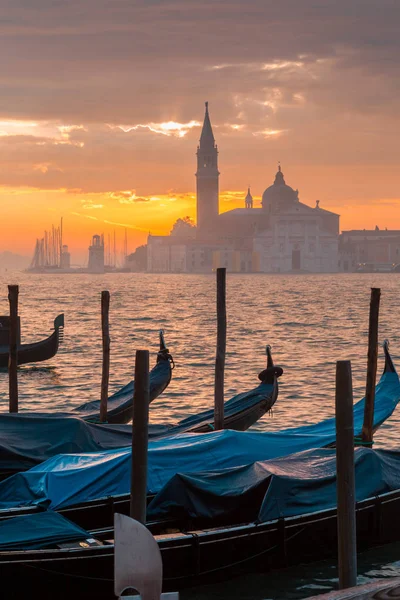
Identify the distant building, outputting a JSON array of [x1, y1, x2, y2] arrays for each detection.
[[147, 235, 236, 273], [88, 234, 105, 273], [147, 103, 340, 273], [196, 101, 219, 232], [254, 172, 339, 273], [60, 245, 71, 270], [339, 228, 400, 272]]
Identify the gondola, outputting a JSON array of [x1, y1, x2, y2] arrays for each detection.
[[0, 343, 396, 532], [0, 314, 64, 368], [2, 447, 400, 599], [72, 330, 174, 424], [0, 331, 174, 430], [158, 344, 281, 435], [0, 345, 280, 482]]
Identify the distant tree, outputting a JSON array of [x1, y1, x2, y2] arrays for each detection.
[[125, 245, 147, 271], [170, 216, 196, 238]]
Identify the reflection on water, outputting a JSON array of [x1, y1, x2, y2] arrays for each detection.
[[0, 272, 400, 597], [182, 542, 400, 600]]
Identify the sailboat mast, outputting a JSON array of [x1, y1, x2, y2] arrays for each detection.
[[60, 217, 63, 267]]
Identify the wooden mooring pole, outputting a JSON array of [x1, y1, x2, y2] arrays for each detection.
[[361, 287, 381, 445], [8, 285, 19, 413], [335, 360, 357, 590], [130, 349, 150, 524], [99, 290, 110, 423], [214, 267, 226, 430]]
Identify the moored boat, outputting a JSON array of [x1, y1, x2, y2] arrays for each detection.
[[0, 343, 396, 531], [0, 331, 174, 427], [72, 330, 174, 424], [0, 344, 280, 481], [159, 345, 281, 434], [2, 447, 400, 598], [0, 314, 64, 368]]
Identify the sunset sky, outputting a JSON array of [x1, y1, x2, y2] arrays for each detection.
[[1, 0, 400, 263]]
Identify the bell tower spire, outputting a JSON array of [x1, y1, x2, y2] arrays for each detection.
[[196, 101, 219, 231], [245, 187, 253, 209]]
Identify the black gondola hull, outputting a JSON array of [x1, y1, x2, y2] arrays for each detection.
[[1, 489, 400, 599], [192, 379, 278, 433], [0, 328, 61, 368], [75, 357, 173, 424]]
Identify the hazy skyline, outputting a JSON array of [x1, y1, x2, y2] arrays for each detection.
[[1, 0, 400, 259]]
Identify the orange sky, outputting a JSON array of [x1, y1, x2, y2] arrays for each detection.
[[1, 1, 400, 263]]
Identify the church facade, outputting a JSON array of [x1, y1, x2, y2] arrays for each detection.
[[147, 103, 340, 273]]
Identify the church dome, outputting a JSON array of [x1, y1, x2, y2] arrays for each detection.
[[262, 166, 299, 211]]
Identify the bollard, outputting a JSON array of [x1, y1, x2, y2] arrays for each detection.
[[214, 267, 226, 430], [130, 349, 150, 524], [361, 288, 381, 444], [99, 291, 110, 423], [8, 285, 19, 413], [335, 360, 357, 590]]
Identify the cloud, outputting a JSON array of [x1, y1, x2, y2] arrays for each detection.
[[0, 0, 399, 125], [2, 0, 400, 251], [252, 128, 288, 138], [111, 121, 201, 138], [81, 201, 103, 209], [107, 191, 151, 204]]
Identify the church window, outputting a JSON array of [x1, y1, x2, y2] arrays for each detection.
[[309, 242, 315, 253], [279, 242, 284, 253]]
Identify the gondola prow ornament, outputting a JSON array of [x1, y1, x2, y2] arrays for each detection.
[[258, 345, 284, 384], [114, 513, 178, 600]]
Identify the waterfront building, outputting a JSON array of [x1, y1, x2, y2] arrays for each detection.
[[60, 245, 71, 270], [88, 234, 105, 273], [147, 103, 340, 273], [147, 235, 235, 273], [339, 228, 400, 272], [147, 236, 187, 272]]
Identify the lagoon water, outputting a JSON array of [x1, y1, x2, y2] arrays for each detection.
[[1, 271, 400, 597], [1, 272, 400, 444]]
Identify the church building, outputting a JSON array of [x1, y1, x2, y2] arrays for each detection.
[[147, 103, 339, 273]]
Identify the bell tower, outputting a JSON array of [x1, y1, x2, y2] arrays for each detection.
[[196, 102, 219, 231]]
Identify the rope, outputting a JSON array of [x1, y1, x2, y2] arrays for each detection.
[[354, 436, 374, 447]]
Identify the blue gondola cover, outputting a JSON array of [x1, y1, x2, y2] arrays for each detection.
[[0, 511, 90, 550], [0, 367, 398, 511], [147, 447, 400, 522]]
